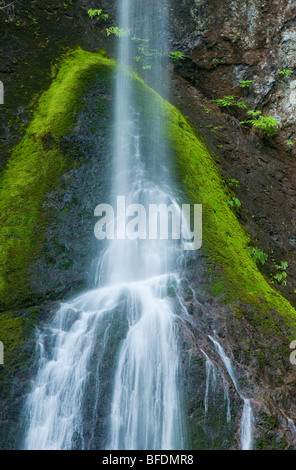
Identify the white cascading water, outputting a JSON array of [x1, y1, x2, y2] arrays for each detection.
[[200, 349, 216, 417], [22, 0, 256, 451], [23, 0, 187, 450], [208, 336, 254, 450], [200, 348, 231, 424]]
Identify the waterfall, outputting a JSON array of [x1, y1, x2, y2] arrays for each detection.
[[201, 349, 216, 416], [241, 399, 254, 451], [201, 348, 231, 424], [208, 336, 254, 450], [21, 0, 256, 451], [281, 412, 296, 446], [23, 0, 186, 450]]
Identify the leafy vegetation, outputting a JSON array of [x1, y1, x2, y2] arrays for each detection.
[[271, 261, 288, 286], [241, 110, 279, 136], [86, 8, 184, 72], [87, 8, 108, 21], [227, 196, 241, 209], [240, 80, 255, 88], [131, 39, 161, 69], [212, 95, 247, 109], [248, 247, 268, 266], [278, 69, 294, 76], [88, 8, 102, 19], [131, 37, 150, 43], [169, 51, 186, 62], [227, 179, 240, 189], [286, 138, 296, 152], [106, 26, 131, 37]]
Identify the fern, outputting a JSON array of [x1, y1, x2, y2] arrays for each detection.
[[88, 9, 102, 19], [248, 247, 268, 266], [212, 95, 247, 109], [106, 27, 131, 37], [278, 69, 294, 76], [241, 110, 279, 136], [240, 80, 255, 88], [169, 51, 186, 62]]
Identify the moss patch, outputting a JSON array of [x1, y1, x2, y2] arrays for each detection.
[[0, 48, 115, 311], [0, 314, 24, 355], [167, 109, 296, 337]]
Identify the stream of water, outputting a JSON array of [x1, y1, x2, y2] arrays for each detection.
[[209, 336, 254, 450], [23, 0, 186, 451], [23, 0, 255, 450]]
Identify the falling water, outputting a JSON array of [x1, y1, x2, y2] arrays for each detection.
[[241, 399, 254, 451], [23, 0, 186, 450], [208, 336, 254, 450], [281, 411, 296, 446], [287, 417, 296, 437], [22, 0, 255, 451], [200, 349, 216, 416], [201, 348, 231, 424]]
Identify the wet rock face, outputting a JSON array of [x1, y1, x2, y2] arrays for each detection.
[[178, 257, 296, 450], [169, 0, 296, 138], [28, 80, 113, 303]]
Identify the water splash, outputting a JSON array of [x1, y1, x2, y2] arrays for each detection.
[[24, 288, 121, 449], [108, 280, 184, 450]]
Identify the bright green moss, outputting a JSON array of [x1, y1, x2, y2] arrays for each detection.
[[29, 48, 114, 138], [0, 48, 115, 310], [0, 47, 295, 451], [168, 108, 296, 334], [0, 314, 24, 354]]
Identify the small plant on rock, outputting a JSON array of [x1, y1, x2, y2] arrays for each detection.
[[88, 8, 102, 19], [241, 110, 279, 136], [169, 51, 186, 62], [270, 261, 288, 286], [88, 8, 108, 21], [248, 247, 268, 266], [240, 80, 255, 88], [212, 95, 247, 109], [227, 196, 241, 209], [106, 26, 131, 37], [286, 138, 296, 152], [278, 69, 294, 76], [227, 178, 240, 189]]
